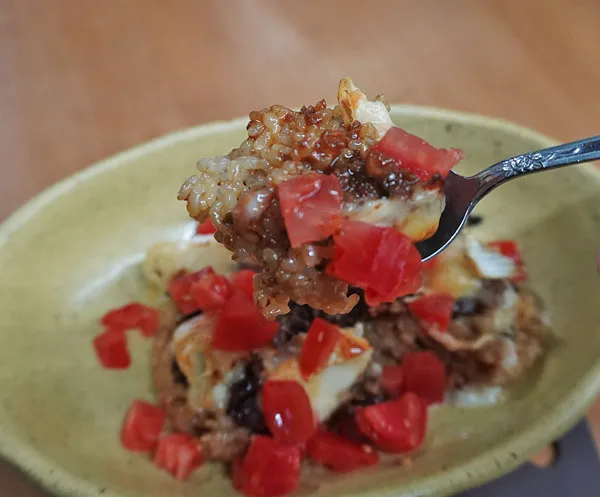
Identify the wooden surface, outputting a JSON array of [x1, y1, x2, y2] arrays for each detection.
[[1, 0, 600, 494]]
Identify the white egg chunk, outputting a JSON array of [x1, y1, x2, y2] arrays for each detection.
[[499, 337, 519, 370], [211, 363, 246, 410], [446, 386, 504, 406], [492, 284, 519, 334], [143, 237, 234, 291], [465, 237, 517, 280], [172, 314, 211, 381], [267, 327, 373, 422], [345, 187, 445, 242], [337, 77, 393, 138], [308, 354, 372, 420], [172, 314, 247, 410]]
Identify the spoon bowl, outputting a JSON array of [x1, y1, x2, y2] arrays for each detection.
[[417, 135, 600, 261]]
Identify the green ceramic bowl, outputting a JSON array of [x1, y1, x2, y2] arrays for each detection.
[[1, 107, 600, 497]]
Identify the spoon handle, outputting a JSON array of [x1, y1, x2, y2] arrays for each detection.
[[471, 135, 600, 199]]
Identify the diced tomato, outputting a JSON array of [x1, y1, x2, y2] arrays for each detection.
[[295, 441, 308, 457], [189, 270, 233, 313], [212, 290, 279, 352], [328, 221, 379, 287], [101, 302, 160, 337], [306, 430, 379, 473], [230, 269, 256, 300], [262, 380, 316, 444], [380, 365, 404, 397], [487, 240, 527, 282], [355, 393, 427, 453], [370, 127, 463, 181], [167, 267, 213, 315], [365, 227, 423, 305], [196, 219, 216, 235], [153, 433, 204, 481], [278, 172, 343, 248], [407, 294, 455, 332], [327, 221, 422, 305], [231, 455, 244, 491], [93, 329, 131, 369], [120, 400, 165, 452], [299, 318, 341, 380], [421, 257, 438, 272], [402, 351, 447, 405], [237, 436, 302, 497]]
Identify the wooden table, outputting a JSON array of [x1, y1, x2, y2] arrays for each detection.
[[2, 0, 600, 494]]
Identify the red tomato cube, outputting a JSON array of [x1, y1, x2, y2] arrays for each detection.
[[401, 351, 447, 405], [306, 430, 379, 473], [237, 436, 302, 497], [196, 219, 216, 235], [355, 393, 427, 453], [327, 221, 423, 305], [120, 400, 165, 452], [212, 290, 279, 352], [93, 329, 131, 369], [407, 294, 455, 332], [262, 380, 317, 444], [380, 365, 404, 398], [371, 127, 463, 181], [231, 454, 244, 491], [153, 433, 204, 481], [278, 173, 343, 248], [167, 267, 214, 315], [363, 227, 423, 305], [101, 302, 160, 337], [299, 318, 341, 380], [230, 269, 256, 300], [189, 270, 233, 313]]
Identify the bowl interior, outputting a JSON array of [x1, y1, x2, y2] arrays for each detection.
[[1, 109, 600, 497]]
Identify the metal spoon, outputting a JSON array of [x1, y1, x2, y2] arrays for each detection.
[[415, 135, 600, 262]]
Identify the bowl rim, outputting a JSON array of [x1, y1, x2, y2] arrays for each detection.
[[1, 104, 600, 497]]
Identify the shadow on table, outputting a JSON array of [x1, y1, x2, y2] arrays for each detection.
[[459, 420, 600, 497]]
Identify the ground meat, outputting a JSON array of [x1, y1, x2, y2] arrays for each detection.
[[200, 412, 251, 461], [349, 283, 547, 397], [427, 287, 546, 389], [226, 355, 269, 434], [478, 279, 513, 308], [363, 300, 424, 364]]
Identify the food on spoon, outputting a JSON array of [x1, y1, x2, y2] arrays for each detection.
[[178, 78, 463, 319]]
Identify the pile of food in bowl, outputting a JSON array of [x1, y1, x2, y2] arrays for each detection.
[[92, 79, 548, 497]]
